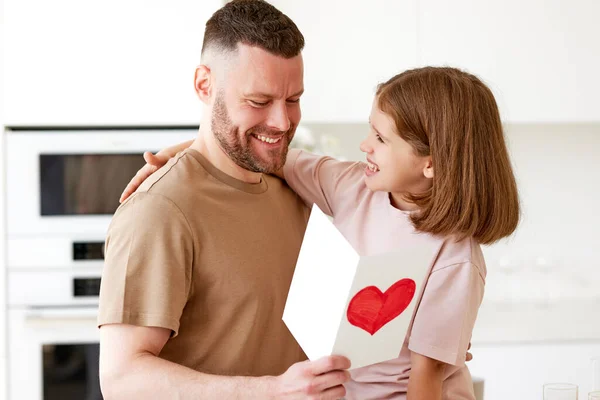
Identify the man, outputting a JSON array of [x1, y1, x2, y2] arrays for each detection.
[[98, 1, 350, 399]]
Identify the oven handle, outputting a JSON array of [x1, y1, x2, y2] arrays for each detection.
[[25, 307, 99, 320]]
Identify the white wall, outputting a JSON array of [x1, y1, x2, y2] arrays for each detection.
[[483, 123, 600, 272]]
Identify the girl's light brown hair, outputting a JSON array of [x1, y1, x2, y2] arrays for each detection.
[[376, 66, 520, 244]]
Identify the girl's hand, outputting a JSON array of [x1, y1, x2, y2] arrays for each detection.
[[119, 140, 193, 203]]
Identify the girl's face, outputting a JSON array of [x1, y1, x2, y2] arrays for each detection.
[[359, 99, 433, 211]]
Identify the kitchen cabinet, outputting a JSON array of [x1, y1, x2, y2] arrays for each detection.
[[5, 1, 598, 126], [4, 1, 599, 126], [418, 0, 600, 123], [469, 341, 600, 400], [3, 0, 222, 127], [269, 0, 419, 123]]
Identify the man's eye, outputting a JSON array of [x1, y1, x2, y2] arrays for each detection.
[[249, 100, 268, 107], [287, 98, 300, 104]]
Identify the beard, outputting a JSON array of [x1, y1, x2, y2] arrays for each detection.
[[211, 93, 295, 174]]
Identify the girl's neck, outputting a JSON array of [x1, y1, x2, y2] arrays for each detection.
[[389, 192, 420, 212]]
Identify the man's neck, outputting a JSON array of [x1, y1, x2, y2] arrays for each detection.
[[189, 129, 262, 184]]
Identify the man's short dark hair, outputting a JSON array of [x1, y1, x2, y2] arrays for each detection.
[[202, 0, 305, 59]]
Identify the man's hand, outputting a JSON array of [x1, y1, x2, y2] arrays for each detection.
[[119, 139, 194, 203], [271, 355, 351, 400]]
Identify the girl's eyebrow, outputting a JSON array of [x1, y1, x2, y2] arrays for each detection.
[[368, 119, 387, 139]]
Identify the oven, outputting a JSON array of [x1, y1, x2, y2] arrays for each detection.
[[4, 129, 196, 400], [6, 130, 195, 237]]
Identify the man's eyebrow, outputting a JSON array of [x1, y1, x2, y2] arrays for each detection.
[[289, 89, 304, 98], [243, 89, 304, 99], [243, 92, 273, 98]]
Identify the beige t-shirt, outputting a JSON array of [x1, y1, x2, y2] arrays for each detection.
[[98, 149, 309, 376], [284, 149, 486, 400]]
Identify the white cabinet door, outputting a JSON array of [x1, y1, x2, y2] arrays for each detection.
[[270, 0, 419, 123], [3, 0, 221, 127], [418, 0, 600, 123]]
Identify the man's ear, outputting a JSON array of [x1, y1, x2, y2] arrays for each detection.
[[194, 65, 212, 104], [423, 156, 434, 179]]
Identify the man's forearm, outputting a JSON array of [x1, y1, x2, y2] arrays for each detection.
[[101, 352, 274, 400]]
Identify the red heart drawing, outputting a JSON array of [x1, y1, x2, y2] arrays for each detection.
[[346, 279, 416, 335]]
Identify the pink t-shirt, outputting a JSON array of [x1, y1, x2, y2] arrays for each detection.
[[283, 149, 486, 400]]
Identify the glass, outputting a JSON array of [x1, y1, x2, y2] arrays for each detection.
[[40, 153, 146, 215], [593, 357, 600, 391], [43, 343, 103, 400], [589, 391, 600, 400], [543, 383, 578, 400]]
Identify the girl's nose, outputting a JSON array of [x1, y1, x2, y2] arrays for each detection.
[[359, 138, 371, 154]]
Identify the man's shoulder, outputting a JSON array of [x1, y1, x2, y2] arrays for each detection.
[[112, 151, 207, 227], [263, 174, 311, 213], [137, 150, 205, 196], [264, 173, 297, 193], [113, 191, 190, 231]]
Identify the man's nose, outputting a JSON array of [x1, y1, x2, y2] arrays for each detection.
[[267, 103, 291, 132]]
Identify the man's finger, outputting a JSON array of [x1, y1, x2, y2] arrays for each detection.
[[310, 355, 351, 375], [319, 384, 347, 400], [310, 369, 350, 393]]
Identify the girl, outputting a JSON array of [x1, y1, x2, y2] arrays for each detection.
[[120, 66, 520, 399]]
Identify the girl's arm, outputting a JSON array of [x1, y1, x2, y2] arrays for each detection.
[[407, 260, 484, 399], [407, 352, 446, 400], [282, 149, 363, 217], [119, 140, 193, 203]]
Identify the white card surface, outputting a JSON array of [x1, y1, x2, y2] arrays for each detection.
[[283, 205, 440, 369]]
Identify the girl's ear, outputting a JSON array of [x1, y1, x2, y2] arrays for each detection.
[[423, 156, 434, 179]]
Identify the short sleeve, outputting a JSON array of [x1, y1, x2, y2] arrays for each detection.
[[98, 192, 194, 337], [283, 149, 362, 217], [408, 262, 485, 366]]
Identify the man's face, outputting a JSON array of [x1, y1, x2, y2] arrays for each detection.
[[211, 44, 304, 173]]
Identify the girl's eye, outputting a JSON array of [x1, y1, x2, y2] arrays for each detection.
[[376, 135, 384, 143]]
